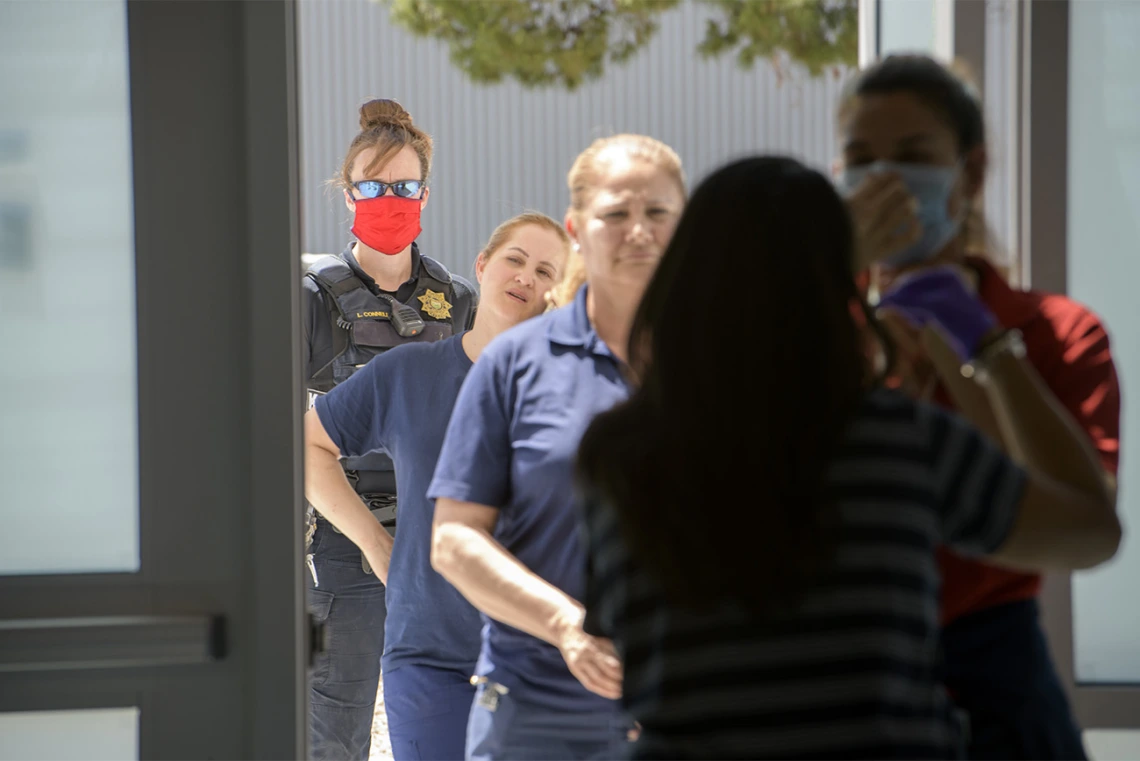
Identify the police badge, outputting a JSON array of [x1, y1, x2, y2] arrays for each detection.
[[417, 288, 453, 320]]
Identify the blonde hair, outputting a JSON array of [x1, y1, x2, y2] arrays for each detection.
[[337, 99, 433, 189], [567, 134, 686, 217], [480, 212, 572, 305], [553, 134, 685, 309], [480, 211, 570, 263], [545, 251, 586, 310]]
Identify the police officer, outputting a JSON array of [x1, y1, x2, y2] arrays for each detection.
[[302, 98, 475, 761]]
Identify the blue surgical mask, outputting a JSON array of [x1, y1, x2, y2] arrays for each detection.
[[838, 161, 963, 267]]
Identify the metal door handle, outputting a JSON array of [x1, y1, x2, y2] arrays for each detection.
[[0, 615, 226, 672]]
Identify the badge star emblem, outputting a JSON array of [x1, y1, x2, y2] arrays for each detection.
[[418, 289, 452, 320]]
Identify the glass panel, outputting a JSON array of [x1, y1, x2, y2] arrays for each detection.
[[1068, 0, 1140, 684], [0, 707, 139, 761], [0, 0, 139, 574], [982, 0, 1019, 275], [1085, 730, 1140, 761], [878, 0, 937, 55]]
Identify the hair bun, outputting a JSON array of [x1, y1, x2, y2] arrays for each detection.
[[359, 98, 414, 131]]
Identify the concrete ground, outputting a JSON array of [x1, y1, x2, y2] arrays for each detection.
[[369, 676, 392, 761]]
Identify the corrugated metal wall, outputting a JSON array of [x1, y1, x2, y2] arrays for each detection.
[[297, 0, 851, 275]]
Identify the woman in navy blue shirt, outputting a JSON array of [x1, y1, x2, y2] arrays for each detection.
[[303, 212, 571, 761], [428, 134, 687, 761]]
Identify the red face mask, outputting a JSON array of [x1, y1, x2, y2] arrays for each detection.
[[351, 196, 422, 255]]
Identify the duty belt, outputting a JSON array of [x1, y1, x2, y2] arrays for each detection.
[[305, 502, 394, 585], [361, 494, 397, 530], [322, 493, 396, 578], [305, 471, 397, 585], [341, 469, 397, 531]]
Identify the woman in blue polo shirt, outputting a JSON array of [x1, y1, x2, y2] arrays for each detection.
[[428, 134, 687, 761], [303, 211, 571, 761]]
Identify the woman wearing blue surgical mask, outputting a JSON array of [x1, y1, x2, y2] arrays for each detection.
[[837, 72, 974, 276], [837, 55, 1122, 760]]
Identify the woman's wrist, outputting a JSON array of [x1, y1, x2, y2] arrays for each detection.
[[972, 325, 1009, 355], [359, 521, 394, 555], [961, 328, 1027, 384], [549, 603, 585, 646]]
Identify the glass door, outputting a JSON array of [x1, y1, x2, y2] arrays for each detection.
[[1024, 0, 1140, 756], [0, 1, 306, 757]]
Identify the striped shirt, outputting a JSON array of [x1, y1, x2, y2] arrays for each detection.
[[582, 390, 1026, 760]]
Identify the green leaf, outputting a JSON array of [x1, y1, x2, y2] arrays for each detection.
[[379, 0, 856, 89]]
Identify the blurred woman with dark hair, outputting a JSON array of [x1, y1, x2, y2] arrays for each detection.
[[577, 155, 1120, 759]]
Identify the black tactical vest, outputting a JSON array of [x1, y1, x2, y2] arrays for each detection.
[[305, 253, 459, 393]]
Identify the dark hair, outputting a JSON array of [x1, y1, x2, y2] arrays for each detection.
[[840, 54, 985, 155], [336, 98, 433, 189], [841, 55, 1000, 261], [577, 157, 890, 615]]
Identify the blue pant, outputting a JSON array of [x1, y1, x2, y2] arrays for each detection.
[[384, 665, 476, 761], [307, 518, 387, 761], [942, 599, 1086, 760], [466, 681, 633, 761]]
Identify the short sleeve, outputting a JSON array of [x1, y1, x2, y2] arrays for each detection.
[[923, 404, 1027, 555], [313, 351, 394, 458], [427, 338, 514, 507], [1048, 311, 1121, 474]]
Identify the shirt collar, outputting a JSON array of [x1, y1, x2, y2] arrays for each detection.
[[969, 256, 1039, 329], [546, 285, 611, 357], [342, 242, 422, 293]]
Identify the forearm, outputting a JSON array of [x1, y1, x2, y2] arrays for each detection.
[[984, 351, 1111, 506], [432, 522, 583, 647], [304, 444, 393, 572], [925, 335, 1006, 447]]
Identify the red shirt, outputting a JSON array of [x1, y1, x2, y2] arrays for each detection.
[[930, 259, 1121, 624]]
